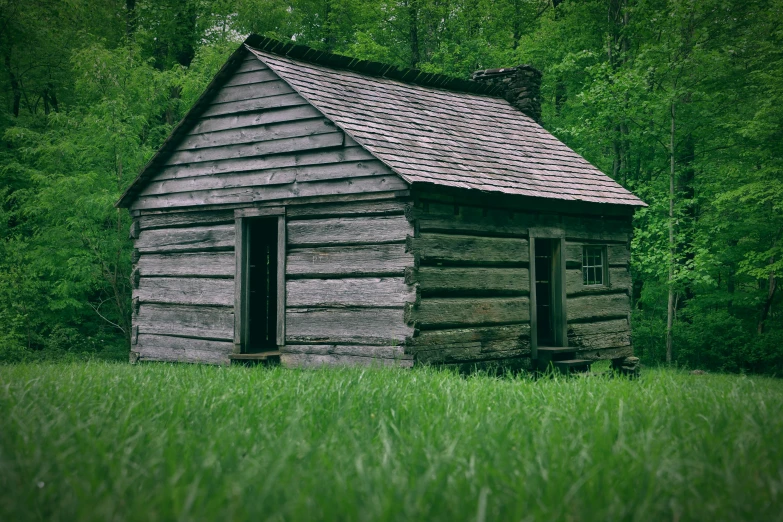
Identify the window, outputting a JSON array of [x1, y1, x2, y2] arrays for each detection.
[[582, 246, 605, 286]]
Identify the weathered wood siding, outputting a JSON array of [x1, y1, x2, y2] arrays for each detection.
[[405, 193, 635, 366], [127, 51, 635, 368], [565, 235, 634, 360], [130, 55, 406, 212], [282, 200, 416, 368], [131, 211, 237, 364], [404, 200, 533, 367], [129, 53, 413, 365], [131, 200, 417, 366]]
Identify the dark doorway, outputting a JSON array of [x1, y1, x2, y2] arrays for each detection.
[[246, 218, 278, 353], [535, 238, 556, 346]]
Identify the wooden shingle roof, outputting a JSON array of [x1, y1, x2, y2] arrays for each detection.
[[246, 42, 645, 207]]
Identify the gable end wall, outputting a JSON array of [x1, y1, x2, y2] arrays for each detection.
[[128, 52, 413, 366], [130, 54, 406, 212]]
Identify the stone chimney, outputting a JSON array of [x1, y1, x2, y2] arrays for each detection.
[[472, 65, 543, 123]]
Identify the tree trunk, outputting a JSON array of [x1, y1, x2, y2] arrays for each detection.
[[619, 4, 629, 185], [4, 53, 21, 117], [758, 254, 776, 334], [46, 83, 58, 112], [324, 0, 336, 52], [726, 239, 737, 311], [165, 85, 182, 126], [612, 126, 621, 180], [512, 0, 521, 49], [666, 102, 676, 364], [608, 0, 629, 184], [555, 78, 566, 115], [126, 0, 136, 37]]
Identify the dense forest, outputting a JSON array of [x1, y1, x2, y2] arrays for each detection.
[[1, 0, 780, 373]]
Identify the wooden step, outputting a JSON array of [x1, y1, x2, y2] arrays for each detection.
[[553, 359, 592, 375], [230, 351, 281, 361], [536, 347, 578, 372], [553, 359, 592, 367], [537, 346, 576, 354]]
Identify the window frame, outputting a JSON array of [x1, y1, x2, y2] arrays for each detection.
[[582, 245, 608, 287]]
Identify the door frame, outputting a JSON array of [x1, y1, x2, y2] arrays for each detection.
[[528, 228, 568, 361], [234, 206, 286, 354]]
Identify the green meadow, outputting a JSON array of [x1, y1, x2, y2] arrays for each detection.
[[1, 363, 781, 521]]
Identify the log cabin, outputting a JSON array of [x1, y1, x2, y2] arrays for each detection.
[[117, 35, 646, 372]]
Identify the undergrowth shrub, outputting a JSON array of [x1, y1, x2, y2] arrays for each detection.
[[633, 309, 783, 376], [0, 325, 127, 364]]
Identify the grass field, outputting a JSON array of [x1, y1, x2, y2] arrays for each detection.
[[1, 363, 781, 521]]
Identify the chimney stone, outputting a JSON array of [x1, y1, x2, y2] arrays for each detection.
[[472, 65, 543, 123]]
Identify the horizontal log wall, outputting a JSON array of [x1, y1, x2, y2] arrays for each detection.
[[130, 199, 634, 367], [405, 199, 533, 366], [283, 201, 416, 367], [406, 194, 635, 366], [565, 235, 633, 359]]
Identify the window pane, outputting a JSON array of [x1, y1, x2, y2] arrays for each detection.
[[582, 246, 604, 286]]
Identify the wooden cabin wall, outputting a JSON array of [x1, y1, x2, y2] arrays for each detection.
[[282, 200, 416, 368], [130, 198, 417, 365], [404, 199, 534, 369], [132, 210, 237, 364], [405, 191, 634, 368], [564, 239, 633, 362], [129, 54, 404, 212], [125, 51, 634, 368], [128, 52, 413, 366]]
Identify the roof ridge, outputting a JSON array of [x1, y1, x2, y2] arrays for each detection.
[[244, 34, 502, 97]]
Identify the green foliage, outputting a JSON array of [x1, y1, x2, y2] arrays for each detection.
[[1, 0, 781, 372], [0, 25, 229, 359], [1, 363, 782, 520]]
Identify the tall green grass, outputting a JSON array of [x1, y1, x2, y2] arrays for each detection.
[[1, 363, 781, 521]]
